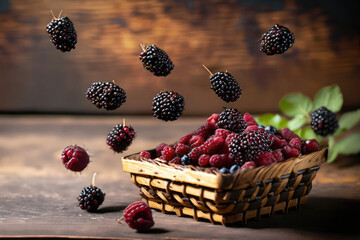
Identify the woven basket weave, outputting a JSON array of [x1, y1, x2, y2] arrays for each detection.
[[122, 147, 327, 225]]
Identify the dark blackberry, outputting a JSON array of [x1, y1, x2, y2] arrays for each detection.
[[310, 106, 339, 136], [229, 129, 272, 165], [208, 70, 242, 103], [181, 155, 191, 165], [106, 122, 136, 153], [260, 24, 295, 55], [78, 174, 105, 211], [86, 81, 126, 111], [46, 13, 77, 52], [217, 108, 247, 133], [152, 91, 185, 121], [139, 45, 174, 77]]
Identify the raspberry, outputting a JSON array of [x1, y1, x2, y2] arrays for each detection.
[[86, 81, 126, 111], [254, 151, 276, 167], [241, 161, 256, 170], [209, 154, 227, 168], [225, 133, 236, 146], [243, 113, 257, 126], [196, 122, 217, 140], [175, 143, 190, 157], [140, 151, 151, 159], [180, 154, 192, 165], [189, 135, 204, 148], [61, 145, 90, 172], [244, 125, 259, 132], [178, 133, 194, 145], [188, 146, 203, 161], [152, 91, 185, 121], [207, 113, 220, 124], [289, 138, 302, 151], [304, 139, 320, 153], [217, 108, 247, 133], [279, 127, 300, 142], [106, 123, 136, 153], [169, 157, 181, 164], [282, 146, 300, 159], [198, 154, 211, 167], [161, 146, 175, 161], [202, 136, 225, 155], [139, 45, 174, 77], [260, 24, 295, 55], [271, 135, 288, 149], [155, 143, 169, 157], [273, 149, 284, 162], [310, 107, 339, 136], [123, 201, 154, 231], [46, 14, 77, 52], [208, 71, 242, 102], [215, 129, 232, 139]]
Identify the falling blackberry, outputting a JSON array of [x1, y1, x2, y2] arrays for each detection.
[[260, 24, 295, 55], [46, 11, 77, 52], [106, 120, 136, 153], [218, 108, 247, 133], [310, 106, 339, 136], [203, 66, 242, 103], [229, 129, 272, 166], [152, 91, 185, 121], [78, 173, 105, 211], [139, 44, 174, 77], [86, 81, 126, 111]]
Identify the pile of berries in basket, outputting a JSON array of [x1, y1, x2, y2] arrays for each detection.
[[140, 108, 320, 174]]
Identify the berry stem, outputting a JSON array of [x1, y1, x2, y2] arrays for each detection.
[[58, 10, 63, 19], [50, 10, 57, 20], [139, 43, 146, 52], [202, 65, 213, 76], [91, 172, 97, 187], [123, 118, 126, 126]]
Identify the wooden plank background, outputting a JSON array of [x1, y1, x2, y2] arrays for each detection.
[[0, 0, 359, 115]]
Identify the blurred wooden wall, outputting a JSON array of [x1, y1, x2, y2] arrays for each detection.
[[0, 0, 359, 115]]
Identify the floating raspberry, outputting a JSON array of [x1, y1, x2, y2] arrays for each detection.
[[175, 143, 190, 157], [282, 146, 300, 159], [243, 113, 257, 126], [279, 127, 300, 142], [198, 154, 211, 167], [61, 145, 90, 172], [189, 135, 204, 148], [46, 13, 77, 52], [106, 123, 135, 153], [123, 201, 154, 231], [139, 45, 174, 77], [254, 151, 276, 167], [152, 91, 185, 121], [217, 108, 247, 133], [140, 151, 151, 159], [260, 24, 295, 55], [310, 107, 339, 136], [86, 81, 126, 111], [161, 146, 175, 161]]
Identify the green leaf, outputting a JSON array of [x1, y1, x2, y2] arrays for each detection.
[[255, 113, 275, 127], [328, 134, 360, 163], [313, 85, 343, 113], [327, 136, 337, 162], [334, 109, 360, 136], [255, 113, 288, 129], [288, 115, 307, 131], [279, 93, 313, 117]]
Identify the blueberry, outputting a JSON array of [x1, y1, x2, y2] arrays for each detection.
[[219, 167, 230, 174], [258, 125, 265, 129], [229, 164, 241, 173], [180, 155, 191, 165], [265, 125, 278, 135]]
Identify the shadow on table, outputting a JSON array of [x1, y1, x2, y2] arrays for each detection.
[[241, 196, 360, 237], [94, 205, 126, 213]]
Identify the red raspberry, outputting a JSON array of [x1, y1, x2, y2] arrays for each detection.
[[222, 153, 234, 168], [202, 136, 225, 155], [271, 135, 287, 149], [207, 113, 220, 124], [304, 139, 320, 153], [178, 133, 194, 145], [225, 133, 236, 146], [196, 122, 217, 140], [198, 154, 210, 167], [61, 145, 90, 172], [279, 128, 300, 142], [241, 161, 256, 169], [289, 138, 302, 151], [209, 154, 227, 168], [254, 151, 276, 167], [169, 157, 181, 164], [189, 135, 204, 148], [244, 125, 259, 132], [188, 146, 204, 161], [140, 151, 151, 159], [272, 149, 284, 162], [243, 112, 257, 126], [123, 201, 154, 231], [155, 143, 169, 157], [161, 146, 175, 161], [175, 143, 190, 157], [282, 146, 300, 159], [215, 129, 232, 139]]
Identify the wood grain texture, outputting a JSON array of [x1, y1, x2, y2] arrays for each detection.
[[0, 0, 359, 115]]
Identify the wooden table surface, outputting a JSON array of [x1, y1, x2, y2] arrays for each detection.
[[0, 115, 359, 240]]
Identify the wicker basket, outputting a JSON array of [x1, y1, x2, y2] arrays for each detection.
[[122, 147, 327, 225]]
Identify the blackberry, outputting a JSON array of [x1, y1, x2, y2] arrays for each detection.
[[208, 70, 242, 103], [152, 91, 185, 121], [310, 106, 339, 136], [106, 122, 136, 153], [260, 24, 295, 55], [217, 108, 247, 133], [86, 81, 126, 111], [46, 13, 77, 52], [78, 174, 105, 211], [229, 129, 272, 166], [139, 45, 174, 77]]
